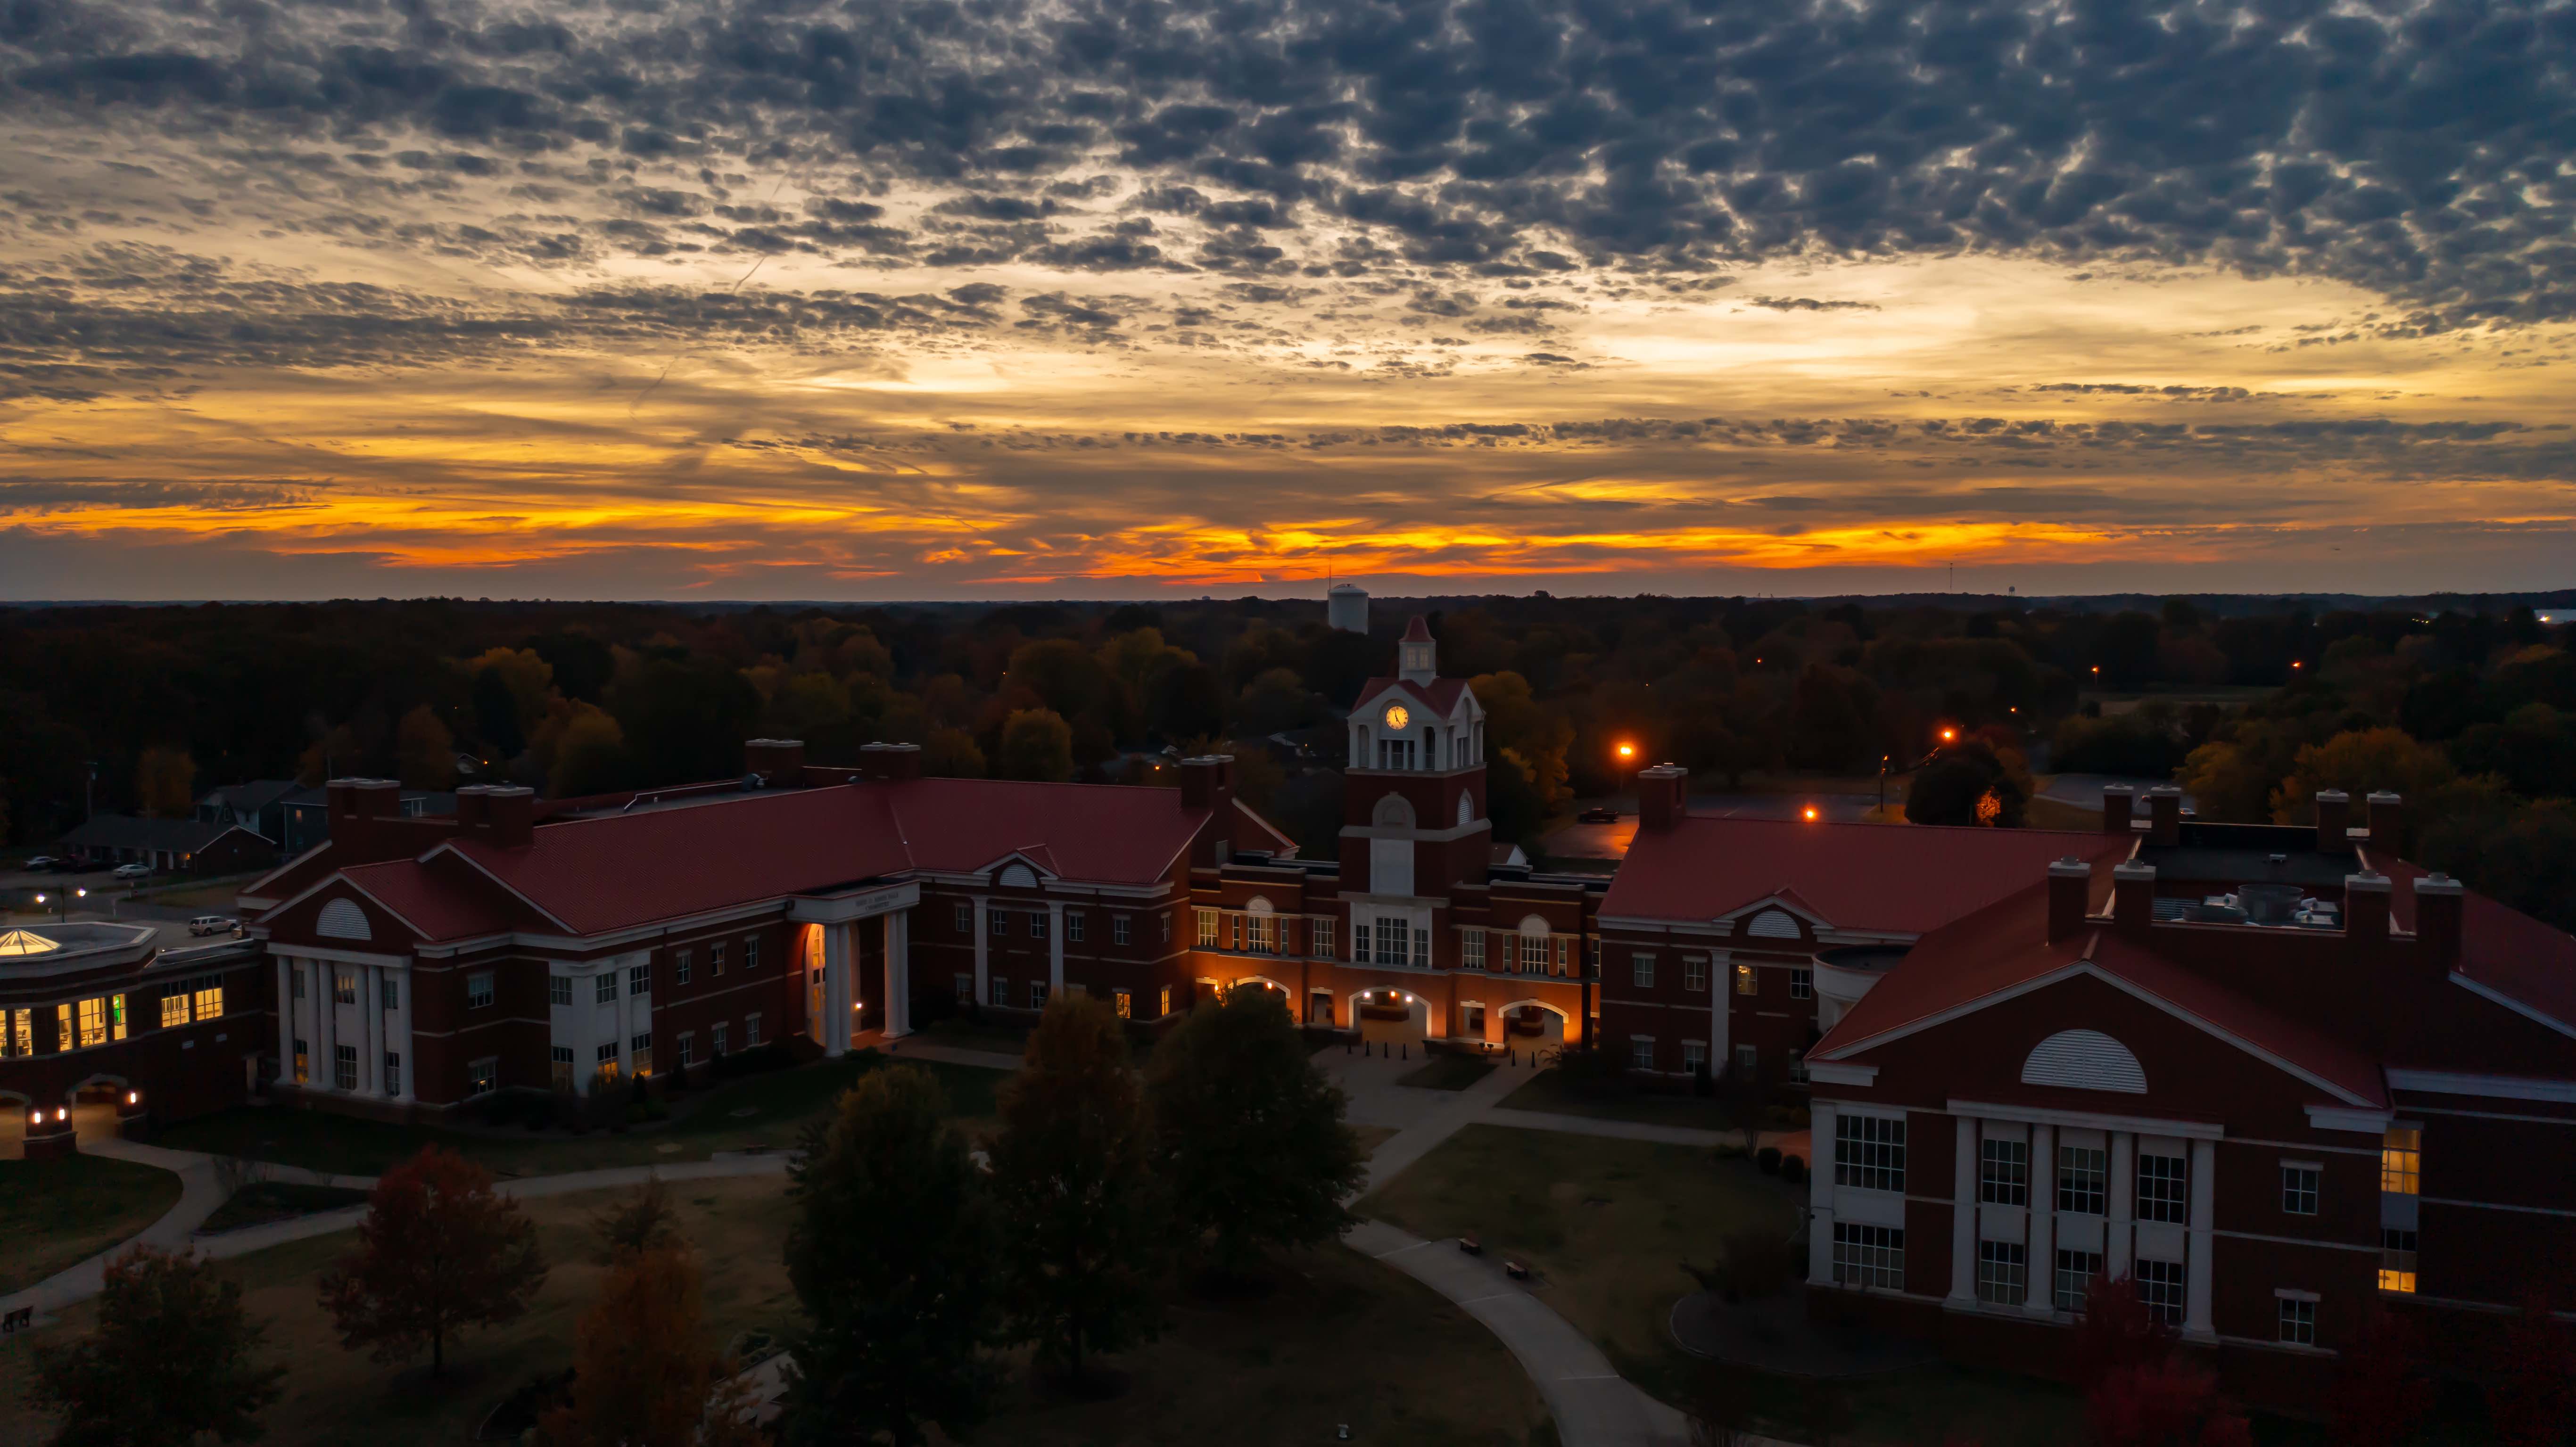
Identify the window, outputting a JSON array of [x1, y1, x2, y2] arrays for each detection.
[[1789, 968, 1813, 1000], [1463, 930, 1485, 969], [1246, 914, 1270, 952], [597, 1041, 620, 1065], [1353, 920, 1372, 963], [675, 951, 692, 986], [1789, 1051, 1809, 1085], [1029, 981, 1049, 1009], [2279, 1296, 2317, 1346], [1311, 919, 1332, 958], [1734, 962, 1758, 996], [2136, 1260, 2184, 1325], [1031, 911, 1049, 940], [550, 975, 573, 1007], [1835, 1114, 1906, 1193], [990, 976, 1008, 1007], [2138, 1153, 2188, 1224], [161, 992, 190, 1029], [76, 997, 107, 1048], [1980, 1138, 2030, 1206], [467, 1057, 498, 1096], [293, 1039, 309, 1084], [2055, 1250, 2104, 1311], [2381, 1230, 2419, 1293], [1683, 956, 1706, 991], [1976, 1241, 2027, 1306], [332, 970, 357, 1005], [1413, 926, 1430, 966], [955, 901, 973, 933], [334, 1044, 359, 1091], [2381, 1127, 2420, 1195], [291, 968, 306, 1000], [711, 942, 729, 974], [2281, 1164, 2320, 1216], [954, 973, 974, 1003], [2058, 1146, 2108, 1215], [377, 978, 394, 1011], [631, 1033, 653, 1077], [744, 1011, 762, 1045], [1628, 1036, 1655, 1069], [594, 972, 617, 1005], [1734, 1044, 1758, 1076], [1631, 954, 1655, 988], [383, 1052, 401, 1096], [1114, 989, 1132, 1019], [1160, 914, 1172, 944], [628, 964, 650, 997], [1113, 914, 1132, 946], [711, 1022, 730, 1056], [744, 936, 759, 970], [1831, 1224, 1904, 1291], [1197, 910, 1219, 948], [1157, 986, 1171, 1017], [1682, 1041, 1708, 1073], [1587, 938, 1602, 978], [1066, 911, 1086, 944]]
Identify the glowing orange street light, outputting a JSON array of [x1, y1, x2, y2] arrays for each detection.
[[1939, 727, 1957, 743], [2291, 660, 2304, 670], [1615, 742, 1635, 760], [1802, 806, 1819, 821]]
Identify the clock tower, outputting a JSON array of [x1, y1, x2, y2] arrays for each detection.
[[1341, 617, 1490, 968]]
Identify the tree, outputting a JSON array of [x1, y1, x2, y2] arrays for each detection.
[[588, 1177, 682, 1263], [2331, 1308, 2433, 1447], [30, 1244, 284, 1447], [395, 705, 457, 790], [2088, 1358, 2251, 1447], [1144, 987, 1365, 1280], [1904, 741, 2028, 828], [541, 1246, 718, 1447], [2269, 727, 2459, 825], [134, 745, 197, 818], [923, 725, 987, 778], [2068, 1274, 2173, 1391], [1006, 639, 1107, 720], [317, 1145, 547, 1378], [2492, 1291, 2575, 1447], [990, 995, 1166, 1388], [996, 707, 1076, 782], [781, 1064, 1000, 1447]]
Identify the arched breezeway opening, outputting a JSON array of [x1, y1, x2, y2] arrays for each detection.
[[1497, 998, 1571, 1047], [1347, 986, 1429, 1044], [66, 1072, 134, 1143]]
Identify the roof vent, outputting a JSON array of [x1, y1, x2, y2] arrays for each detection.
[[2021, 1028, 2147, 1094]]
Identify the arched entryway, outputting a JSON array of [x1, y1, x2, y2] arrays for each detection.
[[1496, 999, 1571, 1047], [1349, 987, 1429, 1044], [0, 1090, 28, 1161]]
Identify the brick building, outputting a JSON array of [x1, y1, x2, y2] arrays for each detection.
[[0, 921, 268, 1149]]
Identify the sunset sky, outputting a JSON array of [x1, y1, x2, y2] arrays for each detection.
[[3, 0, 2572, 600]]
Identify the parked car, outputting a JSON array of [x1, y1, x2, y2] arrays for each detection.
[[21, 855, 63, 871], [111, 862, 153, 880], [188, 915, 238, 937], [1575, 806, 1621, 824]]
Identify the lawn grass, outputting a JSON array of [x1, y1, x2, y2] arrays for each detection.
[[1, 1175, 1552, 1447], [1496, 1068, 1738, 1133], [156, 1054, 1007, 1178], [0, 1153, 185, 1294], [1400, 1052, 1498, 1091], [197, 1181, 372, 1235]]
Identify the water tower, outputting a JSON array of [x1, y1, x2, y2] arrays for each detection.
[[1328, 583, 1369, 634]]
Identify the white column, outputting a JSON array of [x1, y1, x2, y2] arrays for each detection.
[[273, 954, 295, 1087], [883, 911, 912, 1039], [314, 963, 338, 1092], [2108, 1132, 2135, 1278], [1048, 901, 1065, 995], [973, 895, 991, 1004], [1949, 1116, 1978, 1305], [361, 966, 383, 1096], [822, 924, 852, 1057], [2185, 1138, 2217, 1340], [1808, 1101, 1838, 1285], [2025, 1124, 2056, 1313], [396, 973, 414, 1102], [1710, 949, 1732, 1068]]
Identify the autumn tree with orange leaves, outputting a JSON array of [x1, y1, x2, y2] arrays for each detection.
[[318, 1145, 546, 1378]]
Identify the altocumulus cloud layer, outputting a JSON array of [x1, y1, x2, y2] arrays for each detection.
[[1, 0, 2574, 597]]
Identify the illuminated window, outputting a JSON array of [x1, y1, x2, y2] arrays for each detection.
[[76, 997, 107, 1048], [1157, 986, 1171, 1017], [1734, 963, 1758, 996], [161, 992, 190, 1029], [1246, 914, 1270, 952], [468, 1057, 498, 1096], [333, 970, 357, 1005], [2380, 1230, 2418, 1293], [55, 1002, 72, 1050], [5, 1008, 32, 1057], [1197, 909, 1219, 948], [1114, 989, 1132, 1019], [596, 1041, 619, 1067], [110, 994, 126, 1040], [2381, 1127, 2420, 1195], [293, 1038, 309, 1084]]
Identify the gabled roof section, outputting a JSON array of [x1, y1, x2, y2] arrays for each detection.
[[1604, 815, 2130, 935], [1234, 797, 1298, 857], [1355, 675, 1473, 718], [2376, 854, 2576, 1036], [339, 856, 531, 942]]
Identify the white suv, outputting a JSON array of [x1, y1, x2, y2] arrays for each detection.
[[112, 863, 153, 880], [189, 916, 237, 937]]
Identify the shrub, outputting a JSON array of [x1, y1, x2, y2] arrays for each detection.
[[1757, 1146, 1782, 1175], [1780, 1155, 1806, 1184]]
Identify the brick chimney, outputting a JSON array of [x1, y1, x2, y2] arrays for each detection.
[[2112, 861, 2158, 933], [1637, 764, 1689, 831], [329, 777, 401, 822], [2315, 790, 2352, 854], [2411, 872, 2464, 975], [2101, 784, 2135, 836], [744, 738, 806, 786], [454, 784, 493, 832], [1179, 754, 1234, 813], [2344, 870, 2391, 944], [481, 785, 536, 849], [857, 741, 923, 781], [2366, 791, 2405, 856], [2145, 785, 2182, 846], [2048, 856, 2095, 940]]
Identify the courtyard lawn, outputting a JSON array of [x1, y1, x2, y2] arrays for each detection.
[[196, 1181, 373, 1235], [0, 1174, 1552, 1447], [1495, 1068, 1740, 1133], [1399, 1052, 1498, 1091], [0, 1153, 184, 1294], [155, 1054, 1006, 1179]]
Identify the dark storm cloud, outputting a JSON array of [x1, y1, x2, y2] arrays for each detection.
[[5, 0, 2573, 322]]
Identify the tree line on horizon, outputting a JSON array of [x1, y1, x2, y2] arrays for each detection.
[[0, 594, 2568, 925]]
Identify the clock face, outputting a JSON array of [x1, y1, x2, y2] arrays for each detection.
[[1383, 704, 1411, 731]]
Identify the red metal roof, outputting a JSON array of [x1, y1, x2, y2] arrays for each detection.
[[1357, 676, 1472, 716], [1401, 614, 1435, 642], [339, 855, 529, 941], [1603, 815, 2133, 934], [2376, 853, 2576, 1035]]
